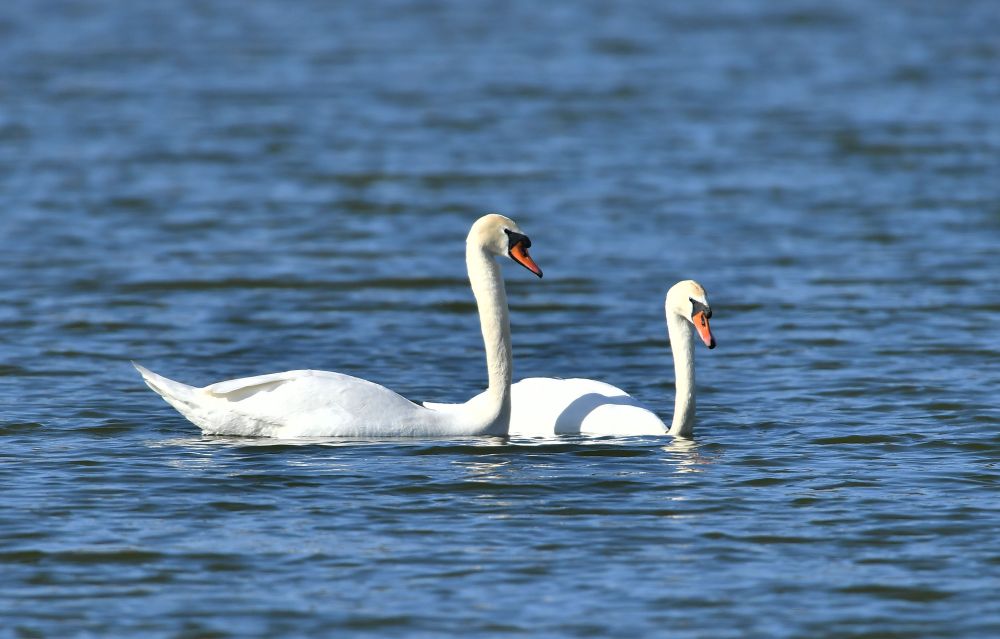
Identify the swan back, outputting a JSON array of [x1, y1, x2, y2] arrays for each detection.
[[509, 377, 666, 436]]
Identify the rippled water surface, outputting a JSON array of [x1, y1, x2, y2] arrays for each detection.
[[2, 0, 999, 636]]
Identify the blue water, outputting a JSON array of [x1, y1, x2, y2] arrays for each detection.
[[2, 0, 999, 636]]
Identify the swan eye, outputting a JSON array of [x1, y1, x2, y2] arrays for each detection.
[[504, 228, 531, 249], [690, 298, 712, 319]]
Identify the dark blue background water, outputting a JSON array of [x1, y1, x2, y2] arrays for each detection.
[[2, 1, 999, 636]]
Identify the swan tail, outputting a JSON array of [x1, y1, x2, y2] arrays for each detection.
[[133, 362, 195, 401], [132, 362, 210, 426]]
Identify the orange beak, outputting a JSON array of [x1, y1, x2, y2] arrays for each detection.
[[692, 311, 716, 349], [509, 241, 543, 278]]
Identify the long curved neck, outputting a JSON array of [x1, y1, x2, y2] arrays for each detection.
[[666, 312, 696, 437], [465, 243, 512, 433]]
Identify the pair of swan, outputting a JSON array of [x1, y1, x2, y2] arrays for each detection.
[[136, 214, 715, 439]]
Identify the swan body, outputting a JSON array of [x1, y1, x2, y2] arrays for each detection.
[[424, 376, 666, 436], [135, 213, 543, 438], [426, 280, 715, 438]]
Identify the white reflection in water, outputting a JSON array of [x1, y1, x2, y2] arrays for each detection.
[[661, 437, 714, 474]]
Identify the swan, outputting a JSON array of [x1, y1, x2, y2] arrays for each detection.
[[425, 280, 715, 438], [134, 213, 543, 438]]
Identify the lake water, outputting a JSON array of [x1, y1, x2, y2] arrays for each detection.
[[2, 0, 999, 636]]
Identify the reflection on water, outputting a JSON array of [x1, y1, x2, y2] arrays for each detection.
[[661, 437, 713, 474]]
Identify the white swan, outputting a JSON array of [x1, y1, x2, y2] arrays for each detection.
[[134, 213, 543, 438], [425, 280, 714, 438]]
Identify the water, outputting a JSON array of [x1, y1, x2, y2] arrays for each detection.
[[2, 0, 999, 636]]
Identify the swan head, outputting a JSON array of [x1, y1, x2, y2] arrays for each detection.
[[468, 213, 543, 278], [667, 280, 715, 349]]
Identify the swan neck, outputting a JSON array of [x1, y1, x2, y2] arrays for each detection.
[[667, 313, 696, 438], [466, 243, 512, 431]]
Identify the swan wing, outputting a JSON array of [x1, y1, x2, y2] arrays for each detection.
[[206, 369, 431, 437], [422, 399, 466, 412], [204, 370, 313, 397], [136, 364, 457, 437]]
